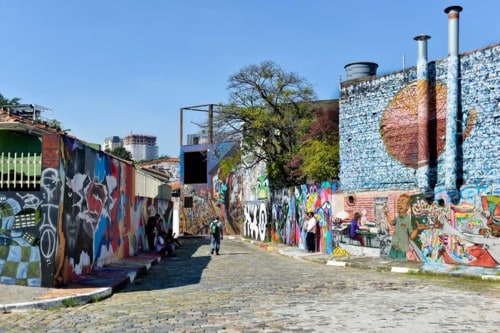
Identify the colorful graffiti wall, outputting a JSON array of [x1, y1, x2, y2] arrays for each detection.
[[0, 193, 43, 286], [242, 181, 339, 255], [179, 141, 242, 236], [340, 186, 499, 268], [0, 134, 172, 287], [337, 43, 499, 268]]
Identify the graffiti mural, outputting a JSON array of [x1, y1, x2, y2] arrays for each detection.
[[0, 194, 42, 286], [39, 167, 61, 286], [374, 197, 390, 256], [256, 175, 269, 200], [53, 136, 174, 286], [180, 184, 213, 235], [133, 196, 173, 252], [0, 127, 174, 287], [267, 182, 338, 254], [374, 189, 500, 268], [380, 82, 448, 169], [179, 140, 243, 236], [243, 201, 267, 241], [226, 172, 243, 234]]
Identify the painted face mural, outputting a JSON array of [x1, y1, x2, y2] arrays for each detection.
[[62, 173, 94, 265], [257, 175, 269, 200], [86, 182, 107, 229], [218, 180, 228, 204]]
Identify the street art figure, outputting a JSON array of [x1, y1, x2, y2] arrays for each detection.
[[217, 179, 228, 204], [385, 194, 411, 259], [481, 195, 500, 237], [58, 173, 95, 283], [256, 175, 269, 200], [386, 194, 421, 259]]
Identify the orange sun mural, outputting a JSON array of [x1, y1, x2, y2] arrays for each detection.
[[380, 82, 448, 168]]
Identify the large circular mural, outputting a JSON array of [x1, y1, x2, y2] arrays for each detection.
[[380, 82, 447, 168]]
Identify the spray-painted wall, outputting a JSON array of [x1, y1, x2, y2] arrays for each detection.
[[0, 132, 172, 287], [338, 43, 499, 268], [179, 141, 242, 235], [240, 160, 269, 241], [268, 182, 339, 254], [339, 44, 499, 191]]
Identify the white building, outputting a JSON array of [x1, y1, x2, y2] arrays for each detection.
[[103, 136, 123, 152], [186, 133, 209, 145], [123, 133, 158, 161]]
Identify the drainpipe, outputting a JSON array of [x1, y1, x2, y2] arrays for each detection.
[[414, 34, 432, 197], [443, 5, 462, 192]]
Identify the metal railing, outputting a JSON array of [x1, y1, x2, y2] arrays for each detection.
[[0, 152, 41, 190]]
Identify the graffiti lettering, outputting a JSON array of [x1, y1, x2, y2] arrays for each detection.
[[243, 202, 267, 241], [39, 168, 60, 259]]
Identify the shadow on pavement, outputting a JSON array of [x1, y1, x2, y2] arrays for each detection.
[[121, 237, 212, 292]]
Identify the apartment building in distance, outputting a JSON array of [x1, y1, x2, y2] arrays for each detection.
[[103, 136, 123, 152], [123, 133, 158, 161]]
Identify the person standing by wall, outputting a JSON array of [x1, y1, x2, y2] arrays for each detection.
[[304, 212, 317, 252], [209, 217, 223, 255], [146, 214, 160, 252]]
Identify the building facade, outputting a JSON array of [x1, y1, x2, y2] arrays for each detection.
[[336, 7, 499, 266], [123, 133, 159, 161], [103, 135, 123, 152]]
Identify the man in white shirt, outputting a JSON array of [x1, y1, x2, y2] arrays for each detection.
[[304, 212, 317, 252]]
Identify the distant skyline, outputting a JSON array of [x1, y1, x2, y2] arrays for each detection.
[[1, 1, 498, 157]]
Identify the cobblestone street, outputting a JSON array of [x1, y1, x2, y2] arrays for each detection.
[[1, 237, 498, 333]]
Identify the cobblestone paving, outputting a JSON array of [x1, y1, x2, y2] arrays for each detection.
[[1, 237, 499, 333]]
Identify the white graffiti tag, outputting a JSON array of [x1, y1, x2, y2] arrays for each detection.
[[39, 168, 60, 259], [16, 193, 42, 210], [243, 202, 267, 241]]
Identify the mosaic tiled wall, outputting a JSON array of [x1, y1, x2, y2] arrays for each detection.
[[339, 44, 499, 191], [338, 43, 499, 269]]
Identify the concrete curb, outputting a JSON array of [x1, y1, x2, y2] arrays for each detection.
[[239, 237, 500, 280], [326, 261, 347, 267], [1, 287, 112, 313], [326, 259, 410, 272], [0, 251, 162, 313], [482, 275, 500, 281], [390, 266, 421, 274]]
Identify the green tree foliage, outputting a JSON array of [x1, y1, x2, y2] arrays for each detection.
[[289, 103, 340, 183], [0, 93, 21, 106], [46, 119, 63, 131], [218, 150, 242, 180], [215, 60, 317, 187], [107, 147, 133, 161]]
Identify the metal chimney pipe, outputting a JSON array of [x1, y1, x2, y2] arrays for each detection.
[[414, 34, 432, 196], [445, 6, 462, 57], [443, 5, 462, 191]]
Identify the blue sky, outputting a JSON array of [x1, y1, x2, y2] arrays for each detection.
[[1, 1, 498, 157]]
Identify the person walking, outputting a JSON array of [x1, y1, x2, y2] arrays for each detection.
[[209, 217, 223, 255], [304, 212, 317, 252]]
